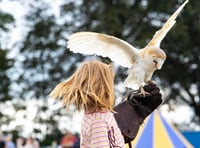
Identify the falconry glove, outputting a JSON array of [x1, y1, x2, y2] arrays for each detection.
[[114, 84, 163, 147]]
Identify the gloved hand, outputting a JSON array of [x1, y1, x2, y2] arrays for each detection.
[[127, 83, 163, 118], [114, 83, 163, 144]]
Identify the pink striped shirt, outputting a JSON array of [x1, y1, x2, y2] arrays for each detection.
[[81, 111, 125, 148]]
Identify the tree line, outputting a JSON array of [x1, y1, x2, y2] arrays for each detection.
[[0, 0, 199, 144]]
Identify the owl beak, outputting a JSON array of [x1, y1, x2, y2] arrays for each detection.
[[154, 59, 165, 70]]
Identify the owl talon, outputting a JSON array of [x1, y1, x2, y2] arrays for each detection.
[[139, 86, 150, 96], [148, 80, 157, 85]]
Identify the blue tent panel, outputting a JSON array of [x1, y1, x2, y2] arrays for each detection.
[[182, 131, 200, 148]]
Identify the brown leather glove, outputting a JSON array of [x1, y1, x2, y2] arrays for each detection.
[[114, 83, 163, 144]]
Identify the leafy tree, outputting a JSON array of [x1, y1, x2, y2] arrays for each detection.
[[157, 0, 200, 125], [14, 0, 200, 132], [15, 1, 84, 99], [0, 11, 14, 101]]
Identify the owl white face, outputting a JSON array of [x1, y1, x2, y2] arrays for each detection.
[[141, 46, 166, 70]]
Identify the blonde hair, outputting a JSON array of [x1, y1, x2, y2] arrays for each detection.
[[50, 60, 115, 112]]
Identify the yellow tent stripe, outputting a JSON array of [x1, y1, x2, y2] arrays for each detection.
[[154, 112, 174, 148], [125, 110, 193, 148]]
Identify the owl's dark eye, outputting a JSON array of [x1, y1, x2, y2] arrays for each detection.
[[153, 60, 158, 65]]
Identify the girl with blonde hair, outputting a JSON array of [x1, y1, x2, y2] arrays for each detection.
[[50, 60, 125, 148]]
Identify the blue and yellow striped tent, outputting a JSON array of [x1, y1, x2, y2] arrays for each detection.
[[126, 110, 193, 148]]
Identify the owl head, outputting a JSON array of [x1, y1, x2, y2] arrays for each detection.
[[141, 46, 166, 70]]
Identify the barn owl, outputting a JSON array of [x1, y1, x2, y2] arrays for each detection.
[[67, 0, 188, 95]]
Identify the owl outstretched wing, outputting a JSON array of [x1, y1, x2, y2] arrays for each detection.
[[147, 0, 188, 47], [67, 32, 139, 68]]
